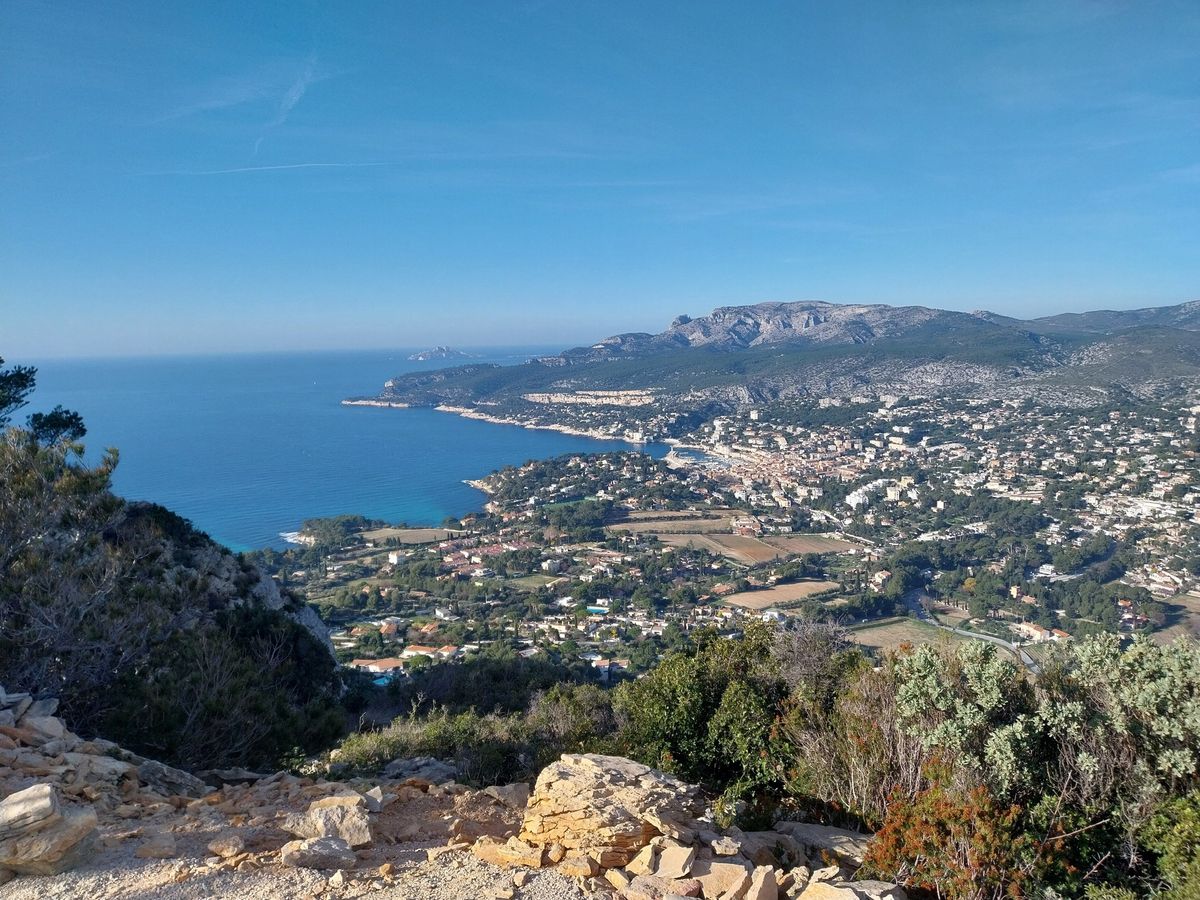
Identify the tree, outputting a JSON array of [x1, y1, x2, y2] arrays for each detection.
[[0, 358, 85, 442]]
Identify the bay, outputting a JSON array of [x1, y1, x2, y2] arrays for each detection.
[[27, 349, 666, 551]]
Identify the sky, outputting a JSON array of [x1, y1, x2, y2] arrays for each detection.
[[2, 0, 1199, 359]]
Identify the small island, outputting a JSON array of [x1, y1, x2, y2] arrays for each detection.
[[408, 346, 473, 361]]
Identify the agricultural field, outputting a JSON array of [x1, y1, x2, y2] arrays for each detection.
[[1153, 592, 1200, 645], [651, 533, 787, 564], [609, 511, 736, 534], [724, 580, 842, 610], [850, 618, 967, 655], [508, 574, 563, 592], [361, 527, 459, 544], [621, 508, 740, 521], [760, 534, 861, 555]]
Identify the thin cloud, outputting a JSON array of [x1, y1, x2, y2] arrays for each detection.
[[254, 56, 322, 155], [141, 162, 392, 176]]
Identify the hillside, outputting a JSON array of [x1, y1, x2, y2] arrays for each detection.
[[363, 299, 1200, 415], [0, 360, 342, 770]]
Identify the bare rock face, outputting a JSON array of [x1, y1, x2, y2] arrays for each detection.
[[518, 754, 706, 868], [0, 784, 97, 875]]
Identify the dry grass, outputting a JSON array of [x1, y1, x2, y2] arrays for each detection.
[[724, 580, 842, 610], [851, 619, 966, 654], [1153, 593, 1200, 645]]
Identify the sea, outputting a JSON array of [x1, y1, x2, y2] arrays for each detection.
[[28, 349, 668, 552]]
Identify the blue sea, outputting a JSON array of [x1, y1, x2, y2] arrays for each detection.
[[28, 349, 666, 551]]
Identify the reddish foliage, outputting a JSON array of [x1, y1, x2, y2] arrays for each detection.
[[865, 760, 1037, 900]]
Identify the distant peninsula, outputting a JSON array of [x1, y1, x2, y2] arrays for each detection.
[[408, 346, 473, 361]]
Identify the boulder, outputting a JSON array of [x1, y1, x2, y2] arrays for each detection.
[[773, 822, 872, 868], [382, 756, 456, 783], [134, 830, 177, 859], [362, 786, 387, 813], [484, 783, 531, 809], [845, 882, 907, 900], [796, 883, 866, 900], [17, 716, 67, 746], [0, 784, 97, 875], [745, 865, 778, 900], [207, 831, 245, 859], [471, 835, 547, 868], [689, 858, 753, 897], [136, 758, 210, 798], [283, 795, 372, 848], [197, 768, 271, 787], [518, 754, 705, 868], [653, 844, 695, 879], [280, 836, 357, 870], [728, 828, 805, 867]]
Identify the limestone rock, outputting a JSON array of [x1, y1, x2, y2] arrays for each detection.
[[518, 754, 705, 868], [745, 865, 777, 900], [689, 858, 753, 898], [558, 850, 602, 877], [626, 844, 658, 876], [280, 836, 357, 870], [362, 786, 386, 813], [796, 883, 865, 900], [653, 844, 695, 880], [484, 783, 530, 810], [710, 835, 742, 856], [135, 830, 177, 859], [727, 829, 805, 867], [284, 795, 372, 848], [206, 831, 245, 859], [471, 835, 547, 868], [136, 758, 210, 798], [382, 756, 456, 783], [0, 783, 98, 876], [773, 822, 872, 868], [847, 882, 907, 900]]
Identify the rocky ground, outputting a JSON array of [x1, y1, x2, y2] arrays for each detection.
[[1, 686, 904, 900]]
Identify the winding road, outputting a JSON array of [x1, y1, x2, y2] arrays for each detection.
[[902, 589, 1042, 675]]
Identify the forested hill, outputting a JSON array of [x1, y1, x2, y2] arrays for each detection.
[[365, 299, 1200, 410], [0, 359, 342, 770]]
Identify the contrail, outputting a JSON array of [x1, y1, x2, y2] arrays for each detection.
[[143, 162, 392, 176]]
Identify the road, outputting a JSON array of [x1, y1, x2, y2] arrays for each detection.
[[902, 589, 1042, 675]]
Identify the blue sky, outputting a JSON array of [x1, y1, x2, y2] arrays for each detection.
[[3, 1, 1198, 358]]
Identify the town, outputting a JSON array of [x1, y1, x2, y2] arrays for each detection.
[[248, 394, 1200, 697]]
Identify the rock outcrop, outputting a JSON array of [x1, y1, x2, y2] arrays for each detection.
[[0, 691, 906, 900], [518, 754, 706, 867]]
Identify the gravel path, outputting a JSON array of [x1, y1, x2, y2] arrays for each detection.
[[1, 844, 588, 900]]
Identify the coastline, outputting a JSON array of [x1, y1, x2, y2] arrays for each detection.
[[433, 404, 646, 445], [341, 399, 410, 409]]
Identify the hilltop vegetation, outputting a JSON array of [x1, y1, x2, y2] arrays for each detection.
[[0, 359, 343, 769], [336, 621, 1200, 899]]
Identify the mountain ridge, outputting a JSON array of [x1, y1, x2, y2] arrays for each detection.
[[364, 299, 1200, 414]]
